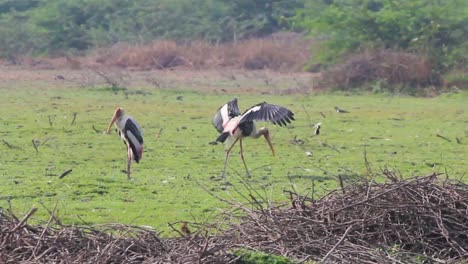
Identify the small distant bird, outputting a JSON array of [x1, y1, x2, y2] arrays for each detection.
[[334, 106, 350, 113], [213, 98, 294, 178], [107, 107, 144, 180], [313, 122, 322, 136]]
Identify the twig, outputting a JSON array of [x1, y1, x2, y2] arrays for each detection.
[[301, 105, 313, 127], [2, 139, 15, 149], [32, 139, 39, 153], [12, 207, 38, 232], [363, 146, 373, 176], [338, 175, 345, 194], [58, 169, 73, 179], [91, 69, 119, 87], [40, 137, 53, 146], [92, 125, 101, 133], [321, 224, 354, 262], [48, 115, 54, 126], [156, 128, 164, 139], [436, 134, 452, 142], [71, 112, 77, 126], [40, 202, 59, 239]]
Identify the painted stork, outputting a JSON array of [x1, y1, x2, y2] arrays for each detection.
[[107, 107, 143, 180], [212, 98, 294, 178]]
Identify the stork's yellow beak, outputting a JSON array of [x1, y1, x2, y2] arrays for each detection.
[[107, 110, 118, 134], [264, 131, 275, 157]]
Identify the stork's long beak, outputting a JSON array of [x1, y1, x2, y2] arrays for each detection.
[[264, 131, 275, 157], [106, 112, 117, 134]]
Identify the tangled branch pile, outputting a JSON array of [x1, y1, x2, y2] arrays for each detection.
[[0, 209, 236, 263], [225, 172, 468, 263], [1, 172, 467, 263]]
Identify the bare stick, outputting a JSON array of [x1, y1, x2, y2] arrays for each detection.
[[92, 125, 101, 133], [48, 115, 54, 126], [321, 224, 354, 262], [71, 112, 77, 126], [338, 175, 345, 194], [12, 207, 38, 232], [301, 105, 313, 127], [32, 139, 39, 153], [58, 169, 73, 179], [363, 146, 373, 176], [39, 202, 59, 239], [2, 139, 14, 149], [40, 137, 52, 146], [91, 69, 119, 87], [168, 222, 188, 238], [436, 134, 452, 142], [156, 128, 164, 139]]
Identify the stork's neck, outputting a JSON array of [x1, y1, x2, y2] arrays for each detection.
[[251, 126, 269, 139], [115, 114, 129, 130]]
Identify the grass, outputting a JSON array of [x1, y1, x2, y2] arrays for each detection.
[[0, 70, 467, 235]]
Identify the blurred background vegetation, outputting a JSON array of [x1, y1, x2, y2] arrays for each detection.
[[0, 0, 466, 91]]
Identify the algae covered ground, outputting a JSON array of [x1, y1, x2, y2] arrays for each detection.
[[0, 69, 466, 233]]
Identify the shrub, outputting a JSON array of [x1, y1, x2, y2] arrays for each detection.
[[317, 49, 442, 93]]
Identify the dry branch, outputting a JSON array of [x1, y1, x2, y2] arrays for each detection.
[[58, 169, 73, 179]]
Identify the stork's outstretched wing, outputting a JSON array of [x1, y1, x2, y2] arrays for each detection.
[[239, 102, 294, 127], [212, 98, 241, 133]]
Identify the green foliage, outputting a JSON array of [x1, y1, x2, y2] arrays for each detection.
[[0, 0, 41, 14], [221, 0, 304, 41], [0, 0, 304, 58], [236, 249, 296, 264], [294, 0, 468, 71]]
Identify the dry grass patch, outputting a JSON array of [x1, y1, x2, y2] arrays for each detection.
[[10, 34, 311, 72]]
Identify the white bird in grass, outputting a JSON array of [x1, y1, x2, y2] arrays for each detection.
[[107, 107, 143, 180], [212, 98, 294, 178], [313, 122, 322, 136]]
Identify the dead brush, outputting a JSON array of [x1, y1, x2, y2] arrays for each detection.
[[220, 171, 468, 263], [98, 40, 188, 70], [86, 35, 311, 71], [2, 171, 466, 263], [237, 38, 309, 71], [318, 49, 442, 91]]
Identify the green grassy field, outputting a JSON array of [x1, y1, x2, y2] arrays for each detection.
[[0, 71, 466, 234]]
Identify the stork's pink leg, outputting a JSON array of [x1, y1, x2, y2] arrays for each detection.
[[127, 146, 132, 180], [222, 138, 239, 178], [239, 139, 250, 177]]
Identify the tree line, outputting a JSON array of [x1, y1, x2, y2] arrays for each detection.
[[0, 0, 466, 71]]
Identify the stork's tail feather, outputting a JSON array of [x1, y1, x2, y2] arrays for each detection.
[[135, 146, 143, 163], [216, 132, 230, 143]]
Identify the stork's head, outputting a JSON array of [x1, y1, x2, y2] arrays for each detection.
[[107, 107, 125, 133]]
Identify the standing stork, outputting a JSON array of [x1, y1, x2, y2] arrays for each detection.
[[107, 107, 144, 180], [212, 98, 294, 178]]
